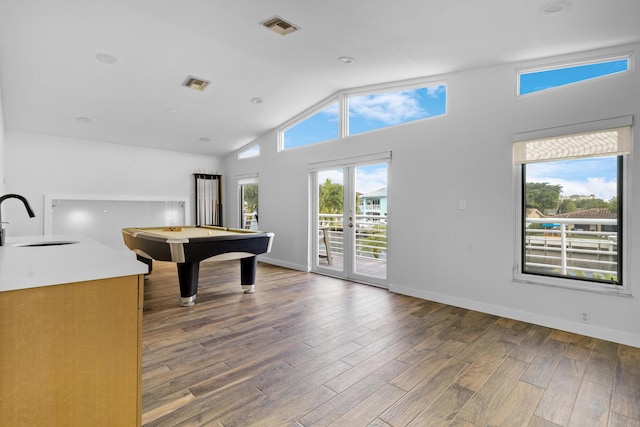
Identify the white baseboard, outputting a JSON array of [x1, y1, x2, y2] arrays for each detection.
[[257, 256, 308, 272], [389, 283, 640, 348]]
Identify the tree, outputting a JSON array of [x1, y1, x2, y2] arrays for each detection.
[[525, 182, 562, 212], [319, 178, 343, 214], [358, 224, 387, 258], [242, 184, 259, 214], [608, 196, 618, 213], [558, 199, 577, 214], [575, 198, 609, 210], [241, 183, 259, 228]]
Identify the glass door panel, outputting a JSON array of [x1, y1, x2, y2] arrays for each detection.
[[240, 182, 259, 230], [316, 169, 345, 273], [353, 163, 387, 281]]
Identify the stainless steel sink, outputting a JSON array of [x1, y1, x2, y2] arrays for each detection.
[[12, 240, 79, 247]]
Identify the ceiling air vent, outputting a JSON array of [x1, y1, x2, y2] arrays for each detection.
[[182, 76, 210, 91], [261, 16, 300, 35]]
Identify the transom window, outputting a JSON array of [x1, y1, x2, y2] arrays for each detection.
[[513, 118, 631, 292], [282, 101, 339, 150], [238, 143, 260, 159], [518, 56, 629, 95], [347, 85, 446, 136], [279, 81, 446, 151]]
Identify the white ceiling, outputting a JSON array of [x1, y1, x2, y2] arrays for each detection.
[[1, 0, 639, 157]]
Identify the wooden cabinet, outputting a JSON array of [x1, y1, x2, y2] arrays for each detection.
[[0, 275, 143, 426]]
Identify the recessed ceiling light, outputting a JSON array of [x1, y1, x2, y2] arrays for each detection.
[[96, 53, 118, 64], [182, 76, 210, 91], [251, 97, 263, 104], [338, 56, 356, 64], [541, 1, 571, 16], [75, 116, 92, 123]]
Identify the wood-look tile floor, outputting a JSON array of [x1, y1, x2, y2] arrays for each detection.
[[141, 261, 640, 427]]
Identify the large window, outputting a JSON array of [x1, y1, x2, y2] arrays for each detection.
[[514, 119, 631, 291], [518, 56, 629, 95]]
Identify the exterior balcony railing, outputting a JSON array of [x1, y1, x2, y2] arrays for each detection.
[[524, 217, 618, 279], [242, 212, 259, 230], [319, 213, 387, 261], [317, 215, 616, 279], [316, 214, 616, 281]]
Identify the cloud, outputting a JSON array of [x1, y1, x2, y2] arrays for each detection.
[[527, 157, 618, 200], [349, 90, 426, 125], [356, 165, 388, 194], [426, 85, 446, 98], [319, 169, 344, 185], [320, 101, 339, 120], [528, 175, 617, 201]]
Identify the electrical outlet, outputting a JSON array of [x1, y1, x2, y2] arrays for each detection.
[[580, 312, 590, 323]]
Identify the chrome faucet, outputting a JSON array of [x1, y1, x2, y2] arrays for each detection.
[[0, 194, 36, 246]]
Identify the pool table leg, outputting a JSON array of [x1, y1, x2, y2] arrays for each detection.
[[240, 256, 257, 294], [176, 261, 200, 306]]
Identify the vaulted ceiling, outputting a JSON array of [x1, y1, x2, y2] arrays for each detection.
[[1, 0, 639, 156]]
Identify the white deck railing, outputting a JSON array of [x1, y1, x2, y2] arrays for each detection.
[[319, 213, 387, 260], [318, 215, 617, 278], [525, 217, 618, 278], [242, 212, 258, 230]]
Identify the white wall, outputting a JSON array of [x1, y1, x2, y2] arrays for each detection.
[[224, 43, 640, 347], [0, 86, 5, 195], [4, 131, 222, 236]]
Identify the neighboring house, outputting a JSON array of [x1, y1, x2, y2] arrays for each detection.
[[359, 187, 387, 220], [525, 208, 545, 219], [551, 208, 618, 232], [525, 208, 546, 229], [562, 194, 596, 201]]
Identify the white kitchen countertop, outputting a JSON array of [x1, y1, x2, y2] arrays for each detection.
[[0, 234, 148, 292]]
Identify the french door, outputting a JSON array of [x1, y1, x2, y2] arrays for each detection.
[[311, 161, 388, 287]]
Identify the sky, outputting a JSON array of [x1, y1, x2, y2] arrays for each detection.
[[283, 102, 339, 149], [319, 164, 388, 195], [526, 157, 617, 201]]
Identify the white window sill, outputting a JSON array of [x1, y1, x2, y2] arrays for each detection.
[[513, 273, 632, 297]]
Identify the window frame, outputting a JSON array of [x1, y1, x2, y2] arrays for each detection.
[[512, 118, 632, 296], [516, 54, 631, 96]]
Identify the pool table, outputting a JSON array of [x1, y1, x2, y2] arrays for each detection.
[[122, 225, 274, 306]]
